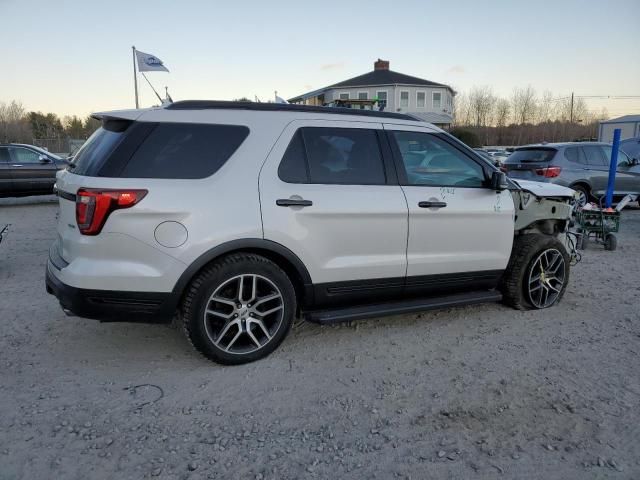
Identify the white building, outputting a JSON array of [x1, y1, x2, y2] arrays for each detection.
[[289, 59, 455, 128], [598, 114, 640, 142]]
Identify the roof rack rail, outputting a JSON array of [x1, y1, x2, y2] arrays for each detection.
[[165, 100, 415, 120]]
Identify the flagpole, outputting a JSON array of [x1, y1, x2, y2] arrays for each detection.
[[132, 46, 139, 109]]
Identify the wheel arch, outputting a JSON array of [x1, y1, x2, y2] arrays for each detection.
[[569, 181, 592, 194], [170, 239, 313, 311]]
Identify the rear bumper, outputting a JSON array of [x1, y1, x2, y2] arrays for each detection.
[[46, 261, 177, 323]]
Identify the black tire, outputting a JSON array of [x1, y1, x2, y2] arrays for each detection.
[[182, 253, 296, 365], [604, 233, 617, 251], [571, 184, 590, 207], [500, 234, 570, 310]]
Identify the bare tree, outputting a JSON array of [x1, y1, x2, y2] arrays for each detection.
[[453, 92, 472, 127], [494, 99, 510, 129], [0, 100, 32, 143], [469, 86, 495, 128], [511, 86, 537, 125]]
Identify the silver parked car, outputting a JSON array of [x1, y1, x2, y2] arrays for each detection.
[[503, 142, 640, 206]]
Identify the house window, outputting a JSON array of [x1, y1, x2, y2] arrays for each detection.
[[339, 92, 350, 100], [358, 92, 368, 100], [416, 91, 426, 108], [433, 92, 442, 109], [400, 91, 409, 108], [376, 91, 388, 110]]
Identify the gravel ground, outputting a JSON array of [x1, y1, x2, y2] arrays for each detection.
[[1, 195, 639, 480]]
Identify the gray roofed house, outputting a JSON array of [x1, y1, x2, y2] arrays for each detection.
[[289, 59, 455, 128]]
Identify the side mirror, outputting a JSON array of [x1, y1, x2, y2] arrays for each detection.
[[39, 154, 52, 164], [490, 171, 509, 191]]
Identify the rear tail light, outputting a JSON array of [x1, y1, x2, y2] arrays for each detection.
[[534, 166, 562, 178], [76, 189, 147, 235]]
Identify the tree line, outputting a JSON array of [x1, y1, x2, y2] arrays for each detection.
[[452, 86, 608, 147], [2, 89, 612, 150], [0, 100, 100, 145]]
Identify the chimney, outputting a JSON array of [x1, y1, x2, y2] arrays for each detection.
[[374, 59, 389, 71]]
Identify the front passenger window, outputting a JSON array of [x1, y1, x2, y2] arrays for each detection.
[[9, 147, 41, 164], [391, 131, 485, 187]]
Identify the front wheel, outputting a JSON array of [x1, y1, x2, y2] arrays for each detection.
[[182, 253, 296, 365], [500, 234, 570, 310], [604, 233, 617, 251]]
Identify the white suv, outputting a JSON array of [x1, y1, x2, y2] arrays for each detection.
[[47, 101, 576, 364]]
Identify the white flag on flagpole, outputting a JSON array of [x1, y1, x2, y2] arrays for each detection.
[[135, 50, 169, 72]]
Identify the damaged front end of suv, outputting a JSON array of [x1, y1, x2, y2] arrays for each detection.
[[497, 178, 579, 310], [510, 179, 576, 236]]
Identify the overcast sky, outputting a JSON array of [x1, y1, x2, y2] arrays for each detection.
[[1, 0, 639, 118]]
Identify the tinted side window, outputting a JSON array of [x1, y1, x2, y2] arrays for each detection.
[[564, 147, 585, 164], [10, 147, 41, 163], [0, 148, 9, 163], [302, 128, 385, 185], [583, 146, 607, 166], [278, 131, 309, 183], [391, 131, 485, 187], [120, 123, 249, 179], [601, 146, 631, 167]]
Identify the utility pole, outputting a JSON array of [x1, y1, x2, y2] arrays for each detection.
[[569, 92, 574, 123]]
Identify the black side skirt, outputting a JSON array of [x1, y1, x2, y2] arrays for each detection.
[[306, 290, 502, 324]]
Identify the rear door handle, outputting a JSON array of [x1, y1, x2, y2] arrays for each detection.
[[276, 198, 313, 207], [11, 164, 23, 167], [419, 201, 447, 208]]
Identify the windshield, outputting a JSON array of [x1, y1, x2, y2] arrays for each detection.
[[506, 148, 556, 163]]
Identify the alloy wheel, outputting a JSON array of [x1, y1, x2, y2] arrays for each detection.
[[575, 190, 588, 207], [527, 248, 566, 308], [203, 274, 284, 355]]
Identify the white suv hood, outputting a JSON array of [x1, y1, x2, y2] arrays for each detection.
[[512, 179, 575, 199]]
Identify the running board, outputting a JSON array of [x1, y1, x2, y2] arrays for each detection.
[[305, 290, 502, 324]]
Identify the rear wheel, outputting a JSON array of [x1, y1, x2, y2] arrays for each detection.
[[571, 184, 590, 207], [500, 234, 570, 310], [182, 253, 296, 365]]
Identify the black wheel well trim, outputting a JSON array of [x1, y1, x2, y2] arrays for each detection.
[[169, 238, 314, 310], [569, 181, 591, 192]]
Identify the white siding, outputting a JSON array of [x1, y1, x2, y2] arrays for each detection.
[[599, 122, 640, 142]]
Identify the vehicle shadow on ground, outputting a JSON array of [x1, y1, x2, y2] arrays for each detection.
[[42, 300, 509, 371], [0, 195, 57, 207]]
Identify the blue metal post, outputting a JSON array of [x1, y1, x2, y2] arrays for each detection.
[[605, 128, 621, 208]]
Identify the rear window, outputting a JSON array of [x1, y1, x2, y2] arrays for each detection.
[[506, 148, 557, 163], [120, 123, 249, 179], [69, 120, 249, 179], [564, 146, 585, 164], [69, 120, 130, 176]]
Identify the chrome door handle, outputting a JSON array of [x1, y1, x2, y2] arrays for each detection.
[[11, 164, 23, 167], [419, 201, 447, 208]]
